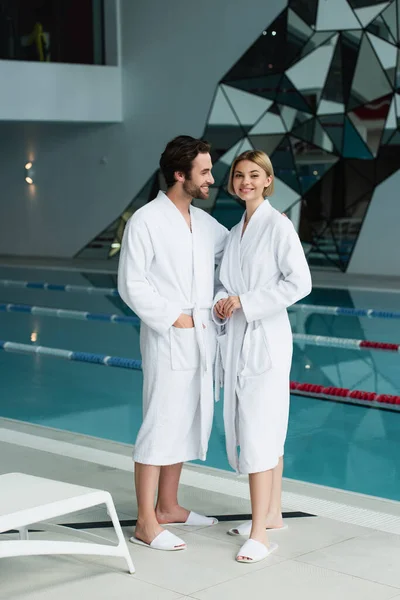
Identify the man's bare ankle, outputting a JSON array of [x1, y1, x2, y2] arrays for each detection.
[[136, 515, 159, 528], [155, 504, 179, 516]]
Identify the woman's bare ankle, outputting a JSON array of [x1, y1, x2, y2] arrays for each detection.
[[155, 504, 189, 524], [135, 517, 163, 544], [249, 528, 268, 545], [265, 512, 284, 528]]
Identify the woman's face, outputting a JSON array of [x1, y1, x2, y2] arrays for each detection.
[[232, 160, 272, 203]]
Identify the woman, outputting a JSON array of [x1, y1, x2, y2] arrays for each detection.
[[213, 150, 312, 564]]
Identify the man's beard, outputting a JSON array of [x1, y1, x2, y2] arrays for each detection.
[[183, 179, 209, 200]]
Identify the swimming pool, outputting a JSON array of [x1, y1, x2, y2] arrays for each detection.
[[0, 265, 399, 501]]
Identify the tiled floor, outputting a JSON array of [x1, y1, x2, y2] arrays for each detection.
[[1, 420, 400, 600]]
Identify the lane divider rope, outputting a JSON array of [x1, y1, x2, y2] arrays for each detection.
[[2, 278, 400, 321], [291, 303, 400, 320], [1, 340, 399, 408], [290, 381, 400, 407], [293, 333, 400, 352], [0, 279, 118, 296], [1, 302, 399, 353], [0, 340, 142, 370], [0, 302, 139, 325]]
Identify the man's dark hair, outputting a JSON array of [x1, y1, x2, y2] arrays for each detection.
[[159, 135, 211, 188]]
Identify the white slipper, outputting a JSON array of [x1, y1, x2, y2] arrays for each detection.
[[129, 529, 186, 551], [169, 511, 218, 527], [236, 539, 278, 563], [228, 521, 288, 536]]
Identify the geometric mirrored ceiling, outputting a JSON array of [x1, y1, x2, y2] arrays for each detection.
[[78, 0, 400, 272]]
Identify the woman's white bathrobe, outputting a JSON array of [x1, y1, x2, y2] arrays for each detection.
[[214, 200, 311, 474], [118, 191, 227, 465]]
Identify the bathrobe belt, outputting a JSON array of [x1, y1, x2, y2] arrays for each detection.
[[182, 305, 210, 372]]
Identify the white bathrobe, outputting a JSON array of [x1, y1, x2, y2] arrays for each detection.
[[118, 191, 228, 465], [214, 200, 312, 474]]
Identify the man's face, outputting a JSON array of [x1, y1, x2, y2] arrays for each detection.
[[183, 152, 214, 200]]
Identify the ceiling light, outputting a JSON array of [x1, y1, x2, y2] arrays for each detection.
[[25, 160, 35, 185]]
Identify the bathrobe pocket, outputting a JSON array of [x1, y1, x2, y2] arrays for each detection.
[[170, 326, 200, 370], [240, 323, 272, 377]]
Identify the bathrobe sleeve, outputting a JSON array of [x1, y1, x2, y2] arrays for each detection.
[[118, 215, 182, 335], [212, 222, 229, 326], [212, 272, 229, 326], [240, 217, 312, 323]]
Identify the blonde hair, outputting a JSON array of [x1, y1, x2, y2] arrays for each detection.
[[227, 150, 274, 197]]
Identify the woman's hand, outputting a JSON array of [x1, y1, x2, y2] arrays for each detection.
[[224, 296, 241, 318], [214, 299, 227, 320]]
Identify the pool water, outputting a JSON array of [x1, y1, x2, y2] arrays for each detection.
[[0, 266, 399, 501]]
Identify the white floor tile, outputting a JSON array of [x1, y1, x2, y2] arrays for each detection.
[[41, 506, 130, 525], [177, 484, 251, 515], [2, 424, 399, 600], [80, 527, 285, 596], [1, 561, 182, 600], [297, 530, 400, 588], [191, 559, 398, 600], [196, 515, 371, 558], [0, 554, 120, 599], [284, 478, 400, 518]]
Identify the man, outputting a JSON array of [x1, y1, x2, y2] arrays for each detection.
[[118, 136, 228, 551]]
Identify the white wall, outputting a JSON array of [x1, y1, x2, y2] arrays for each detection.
[[0, 61, 122, 123], [0, 0, 287, 258], [347, 169, 400, 277]]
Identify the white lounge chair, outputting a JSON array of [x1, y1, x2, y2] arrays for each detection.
[[0, 472, 135, 574]]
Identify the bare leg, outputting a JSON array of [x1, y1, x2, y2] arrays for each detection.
[[237, 469, 273, 560], [134, 462, 164, 545], [155, 463, 190, 524], [265, 456, 284, 529]]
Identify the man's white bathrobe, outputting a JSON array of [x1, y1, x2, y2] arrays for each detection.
[[118, 191, 228, 465], [214, 200, 311, 474]]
